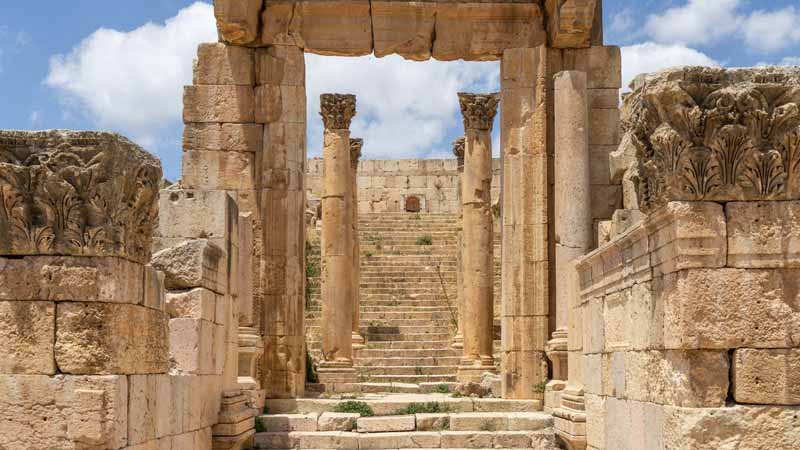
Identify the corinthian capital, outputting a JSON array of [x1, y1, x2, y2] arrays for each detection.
[[452, 137, 465, 166], [350, 138, 363, 169], [320, 93, 357, 130], [0, 130, 162, 263], [458, 93, 500, 131]]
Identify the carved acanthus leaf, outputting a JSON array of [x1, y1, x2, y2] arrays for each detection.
[[0, 130, 161, 263], [320, 93, 357, 130], [621, 66, 800, 213], [458, 93, 500, 131]]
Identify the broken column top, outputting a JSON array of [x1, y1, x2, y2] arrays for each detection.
[[320, 93, 357, 130], [458, 93, 501, 131], [0, 130, 162, 263], [453, 137, 466, 163], [623, 66, 800, 213], [350, 138, 363, 167]]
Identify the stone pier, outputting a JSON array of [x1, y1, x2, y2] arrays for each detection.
[[457, 93, 500, 383], [547, 70, 591, 409], [350, 138, 365, 350], [452, 136, 466, 350], [319, 93, 358, 384]]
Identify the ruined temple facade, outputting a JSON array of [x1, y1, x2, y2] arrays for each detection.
[[1, 1, 798, 450]]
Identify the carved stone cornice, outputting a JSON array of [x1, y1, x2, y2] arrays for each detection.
[[458, 93, 500, 131], [320, 93, 357, 130], [623, 67, 800, 213], [0, 130, 162, 263], [350, 138, 363, 170]]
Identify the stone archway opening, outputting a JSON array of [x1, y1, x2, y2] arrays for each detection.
[[404, 195, 421, 212]]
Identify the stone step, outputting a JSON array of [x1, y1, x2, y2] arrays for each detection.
[[262, 395, 543, 416], [253, 431, 558, 450], [307, 325, 451, 335], [306, 311, 453, 320], [354, 356, 461, 367], [359, 374, 457, 384], [355, 349, 460, 358], [367, 332, 451, 342], [355, 365, 458, 376], [308, 319, 453, 328], [307, 340, 455, 351]]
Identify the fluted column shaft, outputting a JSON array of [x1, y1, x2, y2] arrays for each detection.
[[350, 139, 365, 350], [457, 93, 500, 383], [319, 94, 358, 380]]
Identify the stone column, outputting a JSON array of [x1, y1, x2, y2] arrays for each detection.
[[318, 93, 358, 383], [500, 46, 553, 400], [457, 93, 500, 383], [350, 138, 366, 350], [451, 137, 466, 349], [547, 71, 591, 408], [552, 71, 591, 450]]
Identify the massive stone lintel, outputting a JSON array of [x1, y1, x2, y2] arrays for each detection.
[[625, 67, 800, 213], [545, 0, 600, 49], [0, 130, 162, 264]]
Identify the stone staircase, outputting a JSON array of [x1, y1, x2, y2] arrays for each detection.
[[307, 213, 462, 386], [254, 394, 557, 449], [306, 212, 502, 390]]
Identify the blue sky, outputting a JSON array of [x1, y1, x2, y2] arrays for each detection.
[[1, 1, 798, 181]]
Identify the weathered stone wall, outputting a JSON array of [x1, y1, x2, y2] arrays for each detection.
[[558, 67, 800, 449], [572, 201, 800, 450], [0, 131, 244, 450], [306, 158, 502, 214]]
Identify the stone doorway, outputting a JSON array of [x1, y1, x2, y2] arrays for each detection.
[[404, 195, 421, 213]]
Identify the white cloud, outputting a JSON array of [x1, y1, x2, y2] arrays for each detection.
[[29, 110, 40, 125], [780, 56, 800, 66], [645, 0, 741, 46], [45, 2, 216, 150], [305, 54, 499, 160], [620, 42, 720, 91], [742, 7, 800, 53]]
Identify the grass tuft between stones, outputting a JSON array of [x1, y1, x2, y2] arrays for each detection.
[[332, 400, 375, 417]]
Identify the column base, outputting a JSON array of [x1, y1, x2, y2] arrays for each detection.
[[457, 359, 496, 383], [352, 332, 366, 350], [451, 334, 464, 349], [546, 329, 569, 382], [317, 360, 358, 384], [553, 386, 587, 450]]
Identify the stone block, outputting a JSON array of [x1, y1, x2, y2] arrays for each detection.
[[663, 405, 800, 450], [55, 302, 169, 374], [166, 287, 217, 321], [181, 149, 258, 191], [183, 85, 254, 123], [589, 108, 620, 146], [0, 301, 55, 374], [440, 431, 493, 448], [193, 43, 254, 86], [434, 3, 546, 61], [182, 123, 263, 153], [143, 265, 166, 312], [562, 46, 622, 89], [584, 393, 605, 449], [256, 45, 305, 87], [604, 291, 630, 351], [0, 256, 145, 305], [169, 318, 216, 375], [415, 413, 450, 431], [734, 348, 800, 405], [648, 201, 727, 276], [660, 269, 800, 350], [261, 0, 372, 56], [727, 201, 800, 268], [0, 374, 128, 450], [214, 0, 262, 45], [157, 189, 235, 241], [0, 130, 161, 264], [260, 413, 319, 432], [371, 1, 435, 60], [546, 0, 599, 48], [317, 413, 356, 432], [150, 239, 225, 292], [255, 84, 306, 124], [357, 415, 415, 433]]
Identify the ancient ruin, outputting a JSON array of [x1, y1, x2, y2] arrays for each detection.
[[1, 1, 798, 449]]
